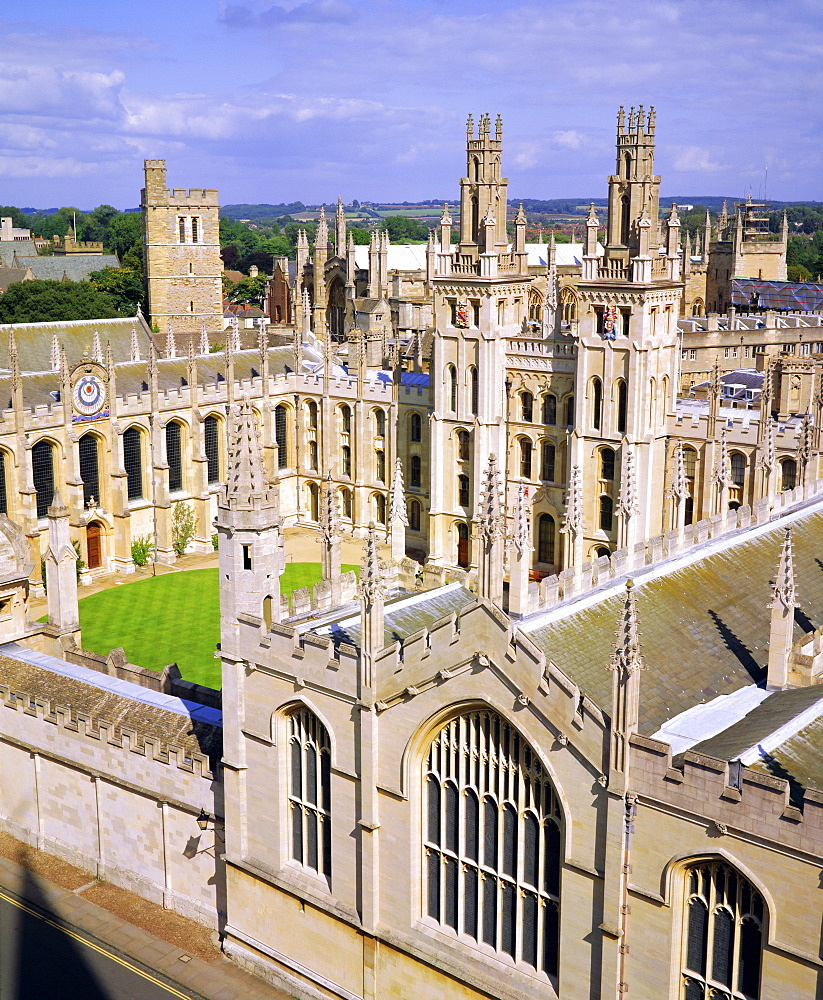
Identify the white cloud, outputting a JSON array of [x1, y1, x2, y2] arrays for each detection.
[[552, 130, 584, 151], [670, 145, 728, 174]]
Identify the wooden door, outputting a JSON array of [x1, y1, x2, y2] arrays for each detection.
[[457, 525, 469, 568], [86, 522, 102, 569]]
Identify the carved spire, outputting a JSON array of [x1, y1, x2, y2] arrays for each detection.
[[131, 325, 141, 361], [515, 202, 527, 226], [147, 340, 157, 382], [769, 528, 797, 613], [199, 320, 209, 356], [360, 522, 385, 606], [165, 323, 176, 359], [798, 410, 814, 475], [562, 465, 583, 535], [105, 340, 114, 371], [610, 579, 644, 676], [389, 457, 408, 527], [50, 333, 60, 372], [615, 445, 638, 518], [92, 330, 103, 363], [669, 439, 688, 502], [224, 398, 267, 500], [759, 414, 777, 474], [712, 426, 730, 487], [8, 330, 20, 392], [301, 286, 312, 334], [335, 196, 347, 257], [477, 454, 504, 544], [315, 205, 329, 251], [230, 314, 240, 353], [546, 230, 558, 316], [511, 479, 531, 556], [257, 320, 268, 362], [319, 472, 340, 543]]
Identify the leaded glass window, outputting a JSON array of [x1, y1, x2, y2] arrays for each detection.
[[32, 440, 54, 518], [204, 415, 220, 484], [79, 434, 100, 507], [275, 405, 289, 469], [424, 711, 562, 977], [288, 708, 331, 881], [123, 427, 143, 500], [682, 861, 763, 1000], [0, 450, 8, 514], [165, 421, 182, 492]]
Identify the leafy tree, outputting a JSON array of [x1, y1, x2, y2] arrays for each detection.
[[0, 279, 124, 322], [788, 265, 812, 282], [227, 273, 268, 307], [0, 206, 30, 229], [171, 502, 196, 556], [381, 215, 429, 241], [89, 265, 144, 313], [349, 226, 371, 245], [106, 212, 143, 260]]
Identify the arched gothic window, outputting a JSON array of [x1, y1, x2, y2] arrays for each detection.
[[542, 394, 556, 426], [375, 409, 386, 437], [307, 482, 319, 521], [682, 860, 764, 1000], [457, 430, 470, 462], [599, 495, 613, 531], [165, 421, 183, 492], [410, 412, 422, 443], [374, 493, 387, 524], [541, 442, 555, 482], [32, 440, 55, 519], [424, 710, 561, 977], [275, 404, 289, 469], [410, 455, 422, 488], [560, 287, 577, 325], [520, 439, 533, 479], [591, 378, 603, 431], [0, 451, 8, 515], [78, 433, 100, 507], [537, 514, 555, 564], [288, 708, 331, 881], [123, 427, 143, 501], [447, 365, 458, 412], [204, 415, 220, 484], [730, 452, 746, 488], [408, 498, 421, 531], [340, 403, 352, 434], [469, 367, 479, 416], [600, 447, 615, 481], [616, 380, 628, 434], [307, 400, 318, 429], [521, 391, 533, 422], [780, 459, 796, 492], [339, 487, 352, 519]]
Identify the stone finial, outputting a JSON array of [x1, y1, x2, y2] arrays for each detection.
[[769, 528, 797, 613], [257, 321, 268, 361], [131, 325, 141, 361], [758, 416, 777, 474], [389, 457, 408, 528], [669, 439, 688, 502], [610, 580, 644, 676], [90, 330, 103, 363], [147, 340, 157, 381], [50, 334, 60, 372], [315, 206, 329, 250], [616, 445, 638, 518], [224, 398, 267, 500], [628, 106, 636, 132], [199, 320, 209, 356], [798, 410, 814, 472], [586, 202, 599, 225], [617, 104, 625, 134], [47, 489, 69, 518], [563, 466, 583, 535], [105, 340, 114, 371], [440, 203, 452, 226], [647, 105, 655, 134], [515, 202, 527, 226], [230, 314, 240, 353], [495, 113, 502, 142], [165, 324, 176, 359], [319, 472, 340, 543], [710, 361, 722, 404], [360, 522, 385, 606], [478, 454, 504, 544], [466, 113, 474, 140], [511, 480, 531, 556], [712, 426, 730, 487], [301, 287, 312, 333]]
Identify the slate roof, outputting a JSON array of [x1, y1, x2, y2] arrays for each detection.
[[0, 241, 38, 265], [748, 715, 823, 798], [0, 267, 31, 291], [324, 584, 476, 650], [0, 645, 222, 762], [523, 512, 823, 736], [0, 316, 153, 372], [16, 255, 120, 282], [732, 277, 823, 313]]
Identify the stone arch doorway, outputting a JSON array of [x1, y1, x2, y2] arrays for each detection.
[[86, 521, 103, 570]]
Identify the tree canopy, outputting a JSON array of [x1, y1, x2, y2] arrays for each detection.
[[0, 280, 125, 323]]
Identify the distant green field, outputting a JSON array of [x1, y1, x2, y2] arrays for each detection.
[[74, 563, 356, 690]]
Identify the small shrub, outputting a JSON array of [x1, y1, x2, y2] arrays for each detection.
[[171, 502, 197, 556], [131, 534, 155, 567], [212, 533, 219, 551]]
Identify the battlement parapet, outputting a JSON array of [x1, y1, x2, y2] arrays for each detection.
[[0, 682, 218, 780], [629, 734, 823, 856]]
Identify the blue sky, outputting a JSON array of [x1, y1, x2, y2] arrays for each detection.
[[0, 0, 820, 209]]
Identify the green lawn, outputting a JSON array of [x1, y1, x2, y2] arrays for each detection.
[[75, 563, 356, 690]]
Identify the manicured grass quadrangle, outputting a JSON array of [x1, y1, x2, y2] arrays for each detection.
[[76, 563, 355, 690]]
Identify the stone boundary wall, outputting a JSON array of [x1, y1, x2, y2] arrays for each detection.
[[629, 733, 823, 859], [526, 478, 823, 616], [0, 682, 224, 927]]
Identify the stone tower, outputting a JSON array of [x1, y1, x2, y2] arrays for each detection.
[[571, 105, 683, 559], [458, 113, 509, 255], [141, 160, 223, 342]]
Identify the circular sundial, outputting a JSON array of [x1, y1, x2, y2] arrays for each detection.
[[73, 373, 106, 416]]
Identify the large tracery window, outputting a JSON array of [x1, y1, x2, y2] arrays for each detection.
[[288, 708, 331, 881], [682, 861, 764, 1000], [424, 710, 562, 978]]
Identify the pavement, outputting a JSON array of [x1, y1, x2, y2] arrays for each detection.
[[0, 832, 295, 1000]]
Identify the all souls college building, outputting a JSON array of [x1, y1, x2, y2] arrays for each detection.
[[1, 109, 823, 999]]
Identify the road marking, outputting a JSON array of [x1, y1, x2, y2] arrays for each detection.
[[0, 886, 196, 999]]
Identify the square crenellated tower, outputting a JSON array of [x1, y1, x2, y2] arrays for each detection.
[[141, 160, 224, 341]]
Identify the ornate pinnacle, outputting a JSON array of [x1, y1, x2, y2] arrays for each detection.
[[610, 580, 644, 675], [225, 397, 267, 499], [165, 324, 175, 360], [712, 427, 730, 487], [511, 480, 531, 557], [617, 105, 625, 134], [798, 410, 814, 468], [515, 202, 527, 225], [389, 457, 408, 527], [230, 314, 240, 353], [759, 415, 776, 474], [768, 528, 797, 612], [669, 440, 688, 502], [105, 340, 114, 370], [563, 466, 583, 535], [360, 523, 385, 605], [495, 114, 502, 141], [257, 321, 268, 361], [440, 203, 452, 225], [587, 203, 599, 225], [147, 341, 157, 381], [316, 206, 329, 248], [615, 445, 638, 519], [478, 454, 504, 544], [199, 321, 209, 356], [50, 333, 60, 372], [710, 361, 721, 402], [319, 473, 340, 542], [92, 330, 103, 363], [131, 325, 141, 361]]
